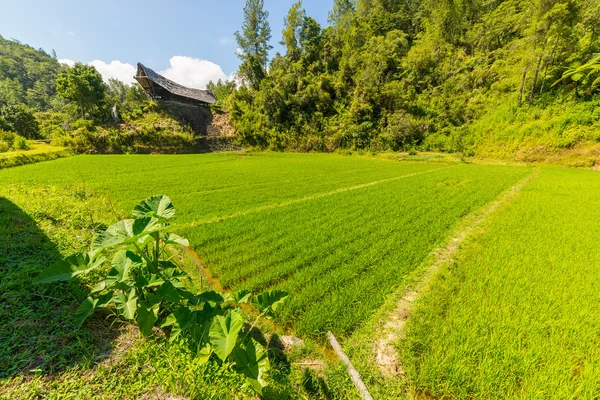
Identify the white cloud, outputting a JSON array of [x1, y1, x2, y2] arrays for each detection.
[[160, 56, 228, 89], [58, 58, 75, 67], [88, 60, 137, 85], [67, 30, 76, 37], [54, 56, 231, 89]]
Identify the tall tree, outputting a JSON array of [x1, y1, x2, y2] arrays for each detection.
[[235, 0, 273, 89], [55, 63, 105, 119], [281, 2, 305, 62], [328, 0, 355, 27]]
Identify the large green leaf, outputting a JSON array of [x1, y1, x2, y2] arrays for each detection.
[[162, 232, 189, 247], [252, 290, 289, 317], [234, 338, 270, 394], [113, 289, 137, 320], [170, 307, 192, 341], [133, 195, 175, 220], [33, 253, 106, 284], [91, 218, 161, 250], [156, 281, 181, 303], [110, 250, 142, 282], [137, 303, 159, 336], [74, 297, 98, 328], [209, 310, 244, 361]]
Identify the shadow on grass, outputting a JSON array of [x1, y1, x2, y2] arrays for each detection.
[[0, 197, 119, 379]]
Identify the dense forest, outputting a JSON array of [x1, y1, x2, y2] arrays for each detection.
[[224, 0, 600, 163], [1, 0, 600, 163]]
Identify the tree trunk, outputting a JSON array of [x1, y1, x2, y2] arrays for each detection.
[[539, 35, 560, 95], [529, 54, 544, 105], [518, 65, 529, 108]]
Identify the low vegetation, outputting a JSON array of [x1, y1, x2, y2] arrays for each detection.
[[401, 167, 600, 398], [0, 178, 355, 399], [0, 153, 529, 339]]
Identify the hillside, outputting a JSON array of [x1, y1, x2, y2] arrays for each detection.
[[229, 0, 600, 165], [0, 35, 61, 111]]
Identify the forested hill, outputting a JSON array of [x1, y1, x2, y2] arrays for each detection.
[[0, 35, 61, 111], [228, 0, 600, 164]]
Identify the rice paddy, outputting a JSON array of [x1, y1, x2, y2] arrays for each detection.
[[400, 167, 600, 398], [4, 152, 599, 398], [0, 153, 529, 337]]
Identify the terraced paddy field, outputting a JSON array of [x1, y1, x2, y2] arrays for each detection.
[[0, 154, 529, 336], [2, 153, 600, 399]]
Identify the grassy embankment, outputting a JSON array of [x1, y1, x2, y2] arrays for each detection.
[[0, 141, 72, 169]]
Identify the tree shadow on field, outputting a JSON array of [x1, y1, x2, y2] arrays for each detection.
[[0, 197, 119, 380]]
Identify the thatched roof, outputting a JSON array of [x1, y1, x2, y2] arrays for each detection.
[[135, 63, 216, 105]]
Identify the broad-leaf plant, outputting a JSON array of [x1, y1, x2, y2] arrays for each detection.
[[34, 195, 288, 394]]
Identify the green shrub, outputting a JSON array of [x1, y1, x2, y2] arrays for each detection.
[[34, 195, 287, 394], [12, 135, 29, 150], [0, 140, 9, 153], [0, 104, 40, 139]]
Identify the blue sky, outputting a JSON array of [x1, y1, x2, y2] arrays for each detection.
[[0, 0, 331, 87]]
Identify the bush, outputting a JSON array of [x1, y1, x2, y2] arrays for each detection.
[[0, 140, 8, 153], [0, 104, 40, 139], [34, 195, 287, 394], [13, 135, 29, 150]]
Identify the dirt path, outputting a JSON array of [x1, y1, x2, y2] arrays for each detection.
[[178, 165, 456, 229], [374, 169, 539, 377]]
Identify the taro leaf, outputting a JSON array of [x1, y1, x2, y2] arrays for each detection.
[[113, 289, 137, 320], [90, 280, 106, 294], [132, 217, 161, 237], [196, 343, 213, 365], [233, 289, 252, 304], [74, 297, 98, 328], [195, 291, 224, 304], [91, 219, 134, 250], [209, 310, 244, 362], [160, 313, 176, 328], [137, 303, 159, 337], [162, 233, 189, 247], [156, 281, 181, 303], [95, 292, 113, 308], [133, 195, 175, 220], [252, 290, 289, 317], [191, 319, 211, 348], [33, 253, 106, 284], [170, 307, 192, 342], [234, 338, 270, 394], [91, 218, 161, 251], [111, 250, 142, 282]]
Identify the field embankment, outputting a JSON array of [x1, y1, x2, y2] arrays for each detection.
[[0, 142, 72, 169]]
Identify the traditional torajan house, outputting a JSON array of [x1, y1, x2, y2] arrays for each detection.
[[134, 62, 216, 134]]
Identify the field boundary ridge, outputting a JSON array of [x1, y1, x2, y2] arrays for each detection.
[[373, 168, 540, 377]]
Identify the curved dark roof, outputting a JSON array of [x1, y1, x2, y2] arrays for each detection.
[[135, 62, 216, 105]]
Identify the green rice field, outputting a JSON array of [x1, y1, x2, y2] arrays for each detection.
[[2, 153, 600, 398], [401, 167, 600, 398], [0, 153, 529, 337]]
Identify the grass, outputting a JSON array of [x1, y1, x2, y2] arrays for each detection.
[[0, 153, 530, 339], [0, 182, 355, 399], [181, 164, 530, 337], [400, 167, 600, 399], [7, 152, 595, 399], [0, 141, 72, 169]]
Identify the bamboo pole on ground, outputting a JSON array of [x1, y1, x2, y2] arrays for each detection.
[[327, 331, 374, 400]]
